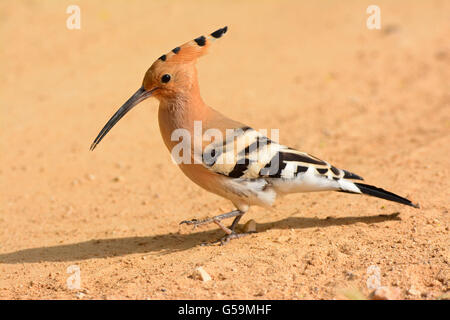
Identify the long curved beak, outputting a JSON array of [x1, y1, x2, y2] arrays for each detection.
[[90, 86, 156, 151]]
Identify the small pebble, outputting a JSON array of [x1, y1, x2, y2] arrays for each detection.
[[407, 286, 421, 296], [194, 267, 212, 282], [255, 290, 266, 297], [76, 292, 85, 299]]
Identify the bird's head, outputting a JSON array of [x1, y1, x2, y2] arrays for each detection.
[[90, 26, 228, 151]]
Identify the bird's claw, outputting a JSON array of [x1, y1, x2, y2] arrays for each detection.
[[215, 231, 257, 246], [179, 218, 210, 230], [179, 219, 199, 226]]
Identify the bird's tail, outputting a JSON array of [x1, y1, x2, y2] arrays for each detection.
[[340, 182, 419, 208]]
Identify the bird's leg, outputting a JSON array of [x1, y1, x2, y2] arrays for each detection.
[[229, 214, 243, 232], [179, 210, 243, 230], [213, 220, 233, 235], [217, 213, 257, 245], [212, 213, 244, 235], [180, 210, 256, 245]]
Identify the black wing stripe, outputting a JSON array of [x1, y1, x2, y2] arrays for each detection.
[[343, 169, 364, 181], [228, 158, 251, 178], [241, 126, 253, 132], [239, 137, 272, 157], [330, 166, 340, 176], [281, 151, 326, 165], [260, 153, 287, 178], [295, 166, 308, 174]]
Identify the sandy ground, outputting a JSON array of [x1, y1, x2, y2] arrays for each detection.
[[0, 0, 449, 300]]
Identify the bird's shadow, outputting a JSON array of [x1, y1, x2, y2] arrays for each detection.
[[0, 213, 400, 264]]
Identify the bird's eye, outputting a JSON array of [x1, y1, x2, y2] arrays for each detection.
[[161, 74, 171, 83]]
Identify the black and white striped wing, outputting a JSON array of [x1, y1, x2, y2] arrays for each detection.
[[202, 127, 364, 181]]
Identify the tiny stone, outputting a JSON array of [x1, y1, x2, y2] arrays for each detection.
[[194, 266, 212, 282], [255, 290, 266, 297], [407, 286, 421, 296], [76, 292, 85, 299]]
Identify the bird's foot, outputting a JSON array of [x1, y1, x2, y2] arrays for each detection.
[[216, 231, 257, 246], [180, 210, 251, 245], [179, 210, 242, 230]]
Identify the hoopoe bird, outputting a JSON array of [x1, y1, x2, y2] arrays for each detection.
[[90, 27, 418, 244]]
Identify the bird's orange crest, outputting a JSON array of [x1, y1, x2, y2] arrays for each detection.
[[155, 26, 228, 65], [142, 26, 228, 94]]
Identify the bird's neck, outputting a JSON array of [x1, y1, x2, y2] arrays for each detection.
[[157, 80, 212, 152]]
